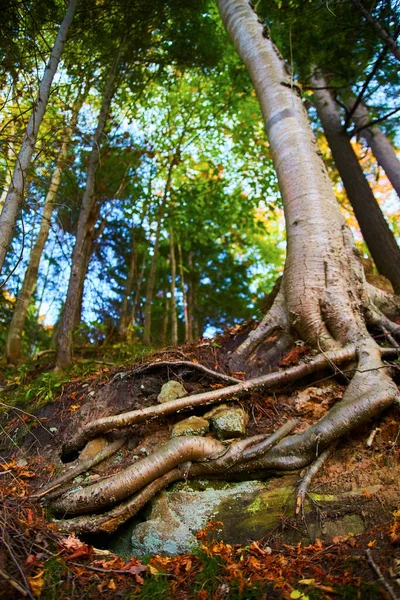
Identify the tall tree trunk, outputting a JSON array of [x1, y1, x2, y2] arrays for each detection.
[[187, 252, 194, 343], [55, 0, 400, 522], [311, 72, 400, 294], [5, 86, 88, 363], [0, 117, 15, 212], [350, 0, 400, 62], [119, 228, 137, 338], [55, 51, 120, 370], [0, 0, 78, 273], [143, 159, 176, 345], [128, 252, 146, 340], [178, 242, 190, 343], [344, 95, 400, 199], [73, 213, 106, 333], [161, 292, 170, 347], [169, 228, 178, 345]]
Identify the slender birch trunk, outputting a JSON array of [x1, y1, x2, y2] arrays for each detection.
[[345, 96, 400, 199], [5, 87, 88, 363], [311, 72, 400, 294], [169, 227, 178, 345], [0, 0, 78, 273], [177, 242, 190, 343], [187, 252, 194, 343], [55, 51, 120, 370]]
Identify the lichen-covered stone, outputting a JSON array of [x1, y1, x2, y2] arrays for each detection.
[[171, 416, 210, 438], [157, 380, 187, 403], [130, 478, 296, 556], [125, 476, 370, 557], [204, 404, 248, 439]]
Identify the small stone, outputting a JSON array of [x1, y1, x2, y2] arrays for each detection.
[[157, 380, 187, 403], [204, 404, 248, 439], [79, 437, 109, 461], [171, 416, 210, 438], [16, 457, 28, 468]]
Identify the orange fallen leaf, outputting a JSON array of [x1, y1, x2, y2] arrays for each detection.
[[28, 570, 45, 598]]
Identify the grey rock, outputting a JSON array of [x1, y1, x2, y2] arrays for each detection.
[[171, 416, 210, 438], [157, 380, 187, 403], [204, 404, 248, 439]]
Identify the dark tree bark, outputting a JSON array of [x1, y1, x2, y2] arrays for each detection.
[[344, 95, 400, 199], [311, 72, 400, 294]]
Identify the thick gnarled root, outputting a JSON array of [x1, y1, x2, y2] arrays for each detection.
[[63, 345, 364, 456]]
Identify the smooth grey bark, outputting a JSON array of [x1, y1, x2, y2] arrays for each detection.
[[0, 0, 78, 274], [218, 0, 397, 453], [5, 87, 88, 364], [169, 228, 178, 345], [350, 0, 400, 62], [345, 96, 400, 199], [311, 72, 400, 294], [55, 51, 120, 370]]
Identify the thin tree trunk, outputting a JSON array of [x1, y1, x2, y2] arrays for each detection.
[[178, 242, 190, 343], [161, 292, 170, 347], [73, 214, 106, 333], [350, 0, 400, 62], [0, 117, 15, 212], [55, 51, 121, 370], [131, 253, 146, 331], [5, 87, 88, 363], [345, 95, 400, 199], [143, 160, 176, 345], [187, 252, 194, 342], [119, 228, 137, 338], [311, 72, 400, 293], [0, 0, 78, 273], [169, 227, 178, 345]]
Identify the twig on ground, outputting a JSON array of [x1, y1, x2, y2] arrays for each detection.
[[0, 567, 29, 596], [296, 444, 336, 515], [365, 548, 399, 600], [129, 360, 241, 384]]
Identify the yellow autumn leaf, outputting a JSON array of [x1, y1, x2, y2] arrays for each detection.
[[28, 570, 45, 598], [299, 579, 315, 585], [148, 564, 159, 576], [368, 540, 376, 547], [108, 578, 117, 590]]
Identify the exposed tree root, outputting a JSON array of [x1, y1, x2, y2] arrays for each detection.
[[295, 444, 336, 515], [127, 360, 241, 384], [64, 345, 363, 456], [34, 436, 126, 500], [53, 467, 185, 534], [52, 437, 226, 515], [52, 422, 298, 533]]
